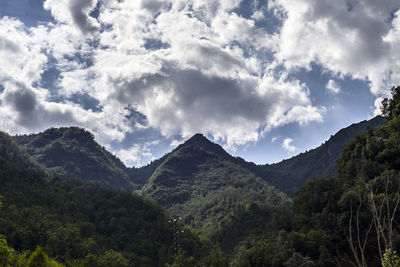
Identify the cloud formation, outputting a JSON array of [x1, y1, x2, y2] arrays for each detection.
[[44, 0, 100, 35], [282, 137, 296, 153], [273, 0, 400, 94], [326, 80, 340, 95], [0, 0, 399, 165], [113, 140, 159, 167]]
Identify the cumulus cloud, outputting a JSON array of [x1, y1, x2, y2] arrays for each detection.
[[44, 0, 100, 35], [373, 97, 384, 116], [87, 0, 325, 147], [2, 0, 398, 165], [326, 80, 341, 95], [0, 16, 129, 143], [273, 0, 400, 95], [113, 141, 159, 167], [282, 137, 296, 152]]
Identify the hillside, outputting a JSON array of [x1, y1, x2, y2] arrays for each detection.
[[261, 115, 385, 196], [13, 127, 135, 191], [6, 116, 386, 254], [230, 86, 400, 266], [0, 132, 224, 266], [140, 134, 291, 250], [11, 116, 384, 198]]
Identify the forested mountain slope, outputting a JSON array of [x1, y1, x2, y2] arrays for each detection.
[[141, 134, 291, 251], [13, 127, 135, 191], [11, 116, 384, 199], [230, 86, 400, 266], [261, 115, 385, 196], [0, 131, 225, 266]]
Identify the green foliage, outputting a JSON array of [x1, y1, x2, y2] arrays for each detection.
[[140, 134, 291, 251], [0, 131, 37, 169], [27, 246, 49, 267], [0, 235, 15, 267], [13, 127, 135, 191], [381, 86, 400, 120], [165, 250, 196, 267], [0, 153, 213, 266], [382, 249, 400, 267], [261, 115, 385, 196], [283, 252, 315, 267], [1, 87, 396, 267], [232, 86, 400, 266], [80, 250, 129, 267]]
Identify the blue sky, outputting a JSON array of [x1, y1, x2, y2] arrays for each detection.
[[0, 0, 399, 167]]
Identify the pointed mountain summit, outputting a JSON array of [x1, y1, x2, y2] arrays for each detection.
[[176, 133, 230, 158], [185, 133, 208, 143], [141, 133, 290, 250]]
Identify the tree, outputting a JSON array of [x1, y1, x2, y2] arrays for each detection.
[[382, 249, 400, 267], [367, 171, 400, 260], [27, 246, 50, 267], [165, 250, 196, 267], [342, 185, 373, 267], [0, 235, 15, 267], [26, 246, 63, 267], [381, 86, 400, 120]]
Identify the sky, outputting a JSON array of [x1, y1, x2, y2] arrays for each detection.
[[0, 0, 399, 167]]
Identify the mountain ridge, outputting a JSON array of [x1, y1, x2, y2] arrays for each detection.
[[4, 115, 386, 252], [13, 127, 135, 191], [10, 116, 386, 196], [260, 115, 385, 196]]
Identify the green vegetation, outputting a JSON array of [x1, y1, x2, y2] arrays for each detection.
[[2, 86, 399, 266], [230, 86, 400, 266], [14, 127, 135, 191], [141, 134, 291, 251], [0, 133, 225, 266], [261, 115, 385, 196]]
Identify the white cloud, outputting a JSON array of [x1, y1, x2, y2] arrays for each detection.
[[271, 137, 278, 143], [373, 97, 384, 116], [11, 0, 399, 165], [0, 17, 48, 86], [326, 80, 341, 95], [86, 0, 325, 148], [282, 137, 296, 152], [44, 0, 100, 35], [273, 0, 400, 95], [170, 139, 184, 148], [251, 10, 265, 21], [113, 141, 159, 167], [0, 16, 128, 144]]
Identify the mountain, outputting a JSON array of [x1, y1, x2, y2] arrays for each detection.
[[7, 116, 386, 252], [260, 115, 386, 196], [0, 131, 223, 266], [0, 131, 40, 170], [11, 116, 385, 197], [140, 133, 291, 250], [13, 127, 135, 191]]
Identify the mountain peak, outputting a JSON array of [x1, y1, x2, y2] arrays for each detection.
[[185, 133, 209, 144], [171, 133, 230, 159]]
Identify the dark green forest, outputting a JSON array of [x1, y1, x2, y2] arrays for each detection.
[[1, 86, 400, 266], [0, 133, 225, 266]]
